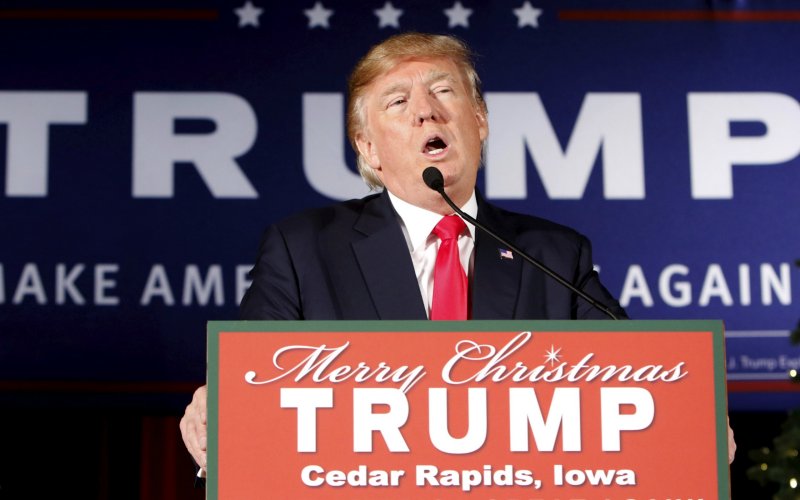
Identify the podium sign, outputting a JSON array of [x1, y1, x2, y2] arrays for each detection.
[[207, 320, 729, 499]]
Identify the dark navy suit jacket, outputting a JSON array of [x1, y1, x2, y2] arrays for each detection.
[[239, 190, 626, 321]]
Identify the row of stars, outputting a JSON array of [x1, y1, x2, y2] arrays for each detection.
[[235, 1, 543, 29]]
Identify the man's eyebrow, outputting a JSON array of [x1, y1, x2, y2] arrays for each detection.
[[424, 70, 455, 86], [379, 83, 408, 100]]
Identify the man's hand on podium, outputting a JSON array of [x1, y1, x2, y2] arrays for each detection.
[[728, 417, 736, 464], [180, 385, 208, 474]]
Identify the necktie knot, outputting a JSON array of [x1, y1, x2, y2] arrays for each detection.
[[433, 215, 466, 241]]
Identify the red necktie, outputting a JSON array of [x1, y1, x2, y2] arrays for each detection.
[[430, 215, 468, 320]]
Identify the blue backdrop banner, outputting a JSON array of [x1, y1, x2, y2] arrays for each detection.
[[1, 0, 798, 409]]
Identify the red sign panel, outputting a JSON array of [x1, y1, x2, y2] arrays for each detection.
[[208, 320, 729, 499]]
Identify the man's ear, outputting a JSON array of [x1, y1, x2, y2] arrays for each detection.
[[355, 133, 381, 171], [476, 109, 489, 142]]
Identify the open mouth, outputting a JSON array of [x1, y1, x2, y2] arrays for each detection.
[[423, 136, 448, 156]]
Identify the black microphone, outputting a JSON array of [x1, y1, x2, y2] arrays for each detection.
[[422, 166, 619, 320]]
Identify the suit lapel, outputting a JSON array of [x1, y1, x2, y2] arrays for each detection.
[[471, 196, 528, 320], [351, 191, 427, 320]]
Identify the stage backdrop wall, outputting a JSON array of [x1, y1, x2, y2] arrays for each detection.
[[1, 0, 798, 410]]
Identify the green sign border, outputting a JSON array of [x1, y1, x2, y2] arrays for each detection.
[[207, 319, 728, 499]]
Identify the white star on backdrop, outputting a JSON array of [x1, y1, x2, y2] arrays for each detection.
[[374, 1, 403, 29], [544, 345, 562, 366], [444, 1, 473, 28], [513, 1, 542, 28], [234, 1, 263, 28], [304, 1, 334, 29]]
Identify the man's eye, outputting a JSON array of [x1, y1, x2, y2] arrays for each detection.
[[389, 98, 406, 107], [434, 87, 452, 94]]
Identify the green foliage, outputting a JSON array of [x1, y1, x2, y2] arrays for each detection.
[[747, 412, 800, 499]]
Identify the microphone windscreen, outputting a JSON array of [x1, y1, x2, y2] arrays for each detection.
[[422, 166, 444, 191]]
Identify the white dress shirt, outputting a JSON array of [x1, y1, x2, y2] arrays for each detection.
[[386, 190, 478, 318]]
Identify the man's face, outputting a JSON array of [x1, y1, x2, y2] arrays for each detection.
[[355, 57, 488, 213]]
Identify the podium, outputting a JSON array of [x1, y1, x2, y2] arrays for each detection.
[[206, 320, 730, 499]]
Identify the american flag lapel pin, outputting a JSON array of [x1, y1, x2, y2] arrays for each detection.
[[498, 248, 514, 260]]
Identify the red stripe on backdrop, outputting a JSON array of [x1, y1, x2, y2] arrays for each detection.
[[560, 10, 800, 22], [0, 9, 218, 20], [728, 380, 800, 392], [0, 380, 200, 393]]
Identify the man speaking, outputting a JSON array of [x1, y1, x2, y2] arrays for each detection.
[[180, 32, 733, 472]]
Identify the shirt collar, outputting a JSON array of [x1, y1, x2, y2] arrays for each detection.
[[387, 190, 478, 253]]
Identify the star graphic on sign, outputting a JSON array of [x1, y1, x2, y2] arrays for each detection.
[[444, 1, 473, 28], [513, 1, 542, 28], [374, 1, 403, 29], [544, 344, 562, 366], [304, 1, 334, 29], [234, 1, 263, 28]]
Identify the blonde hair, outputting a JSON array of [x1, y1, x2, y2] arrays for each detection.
[[347, 33, 486, 189]]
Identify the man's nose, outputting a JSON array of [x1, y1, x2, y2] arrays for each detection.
[[412, 94, 438, 124]]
